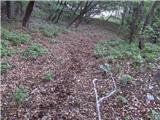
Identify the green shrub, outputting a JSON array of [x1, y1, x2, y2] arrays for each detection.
[[149, 109, 160, 120], [39, 24, 69, 37], [32, 9, 46, 18], [13, 87, 27, 104], [120, 74, 133, 86], [1, 61, 11, 74], [43, 72, 53, 81], [1, 40, 12, 57], [124, 115, 131, 120], [1, 28, 30, 46], [99, 63, 112, 73], [1, 28, 12, 40], [9, 32, 30, 46], [94, 40, 160, 64], [40, 26, 58, 37], [22, 44, 48, 59], [116, 95, 128, 104]]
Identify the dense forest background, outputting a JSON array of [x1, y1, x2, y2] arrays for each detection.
[[1, 1, 160, 120]]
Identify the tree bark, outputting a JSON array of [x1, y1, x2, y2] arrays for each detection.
[[51, 1, 63, 21], [22, 1, 35, 27], [10, 1, 15, 18], [142, 1, 160, 32], [129, 2, 144, 43], [67, 1, 96, 28], [129, 3, 138, 43], [47, 1, 59, 21], [138, 1, 145, 50], [121, 5, 127, 26], [54, 1, 66, 23], [6, 1, 11, 18]]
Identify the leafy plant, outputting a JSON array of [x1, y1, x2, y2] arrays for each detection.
[[120, 74, 133, 86], [94, 40, 160, 65], [13, 87, 27, 104], [116, 95, 128, 104], [99, 63, 111, 73], [43, 72, 53, 81], [124, 115, 132, 120], [1, 61, 11, 74], [32, 9, 46, 18], [40, 25, 58, 37], [22, 44, 48, 59], [1, 28, 30, 46], [1, 40, 12, 57], [149, 109, 160, 120], [10, 32, 30, 46]]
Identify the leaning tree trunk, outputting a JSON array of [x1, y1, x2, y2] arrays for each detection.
[[22, 1, 35, 27], [68, 1, 96, 28], [54, 1, 66, 23], [142, 1, 160, 31]]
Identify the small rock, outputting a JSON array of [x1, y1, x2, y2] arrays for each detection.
[[146, 93, 155, 101], [149, 85, 154, 90]]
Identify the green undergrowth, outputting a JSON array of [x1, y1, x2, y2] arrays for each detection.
[[1, 39, 12, 57], [39, 24, 69, 37], [94, 39, 160, 65], [32, 9, 46, 18], [13, 87, 27, 104], [43, 72, 54, 81], [21, 44, 48, 59], [1, 61, 12, 74], [1, 27, 30, 46], [149, 109, 160, 120]]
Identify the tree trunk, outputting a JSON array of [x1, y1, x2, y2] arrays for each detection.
[[54, 1, 66, 23], [106, 11, 114, 21], [129, 4, 138, 43], [121, 5, 127, 26], [47, 1, 59, 21], [22, 1, 35, 27], [51, 1, 63, 22], [6, 1, 11, 18], [129, 2, 144, 43], [71, 1, 82, 17], [142, 1, 160, 31], [67, 1, 95, 28], [138, 1, 145, 50], [10, 1, 15, 18], [6, 1, 15, 19]]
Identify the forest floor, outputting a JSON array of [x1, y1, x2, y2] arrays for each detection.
[[1, 18, 160, 120]]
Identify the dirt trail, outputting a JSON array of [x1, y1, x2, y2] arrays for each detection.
[[1, 23, 120, 119]]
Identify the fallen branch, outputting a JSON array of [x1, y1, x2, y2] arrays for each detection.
[[93, 72, 117, 120]]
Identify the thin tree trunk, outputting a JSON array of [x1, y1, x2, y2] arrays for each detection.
[[106, 11, 114, 21], [47, 1, 59, 21], [6, 1, 11, 18], [51, 1, 63, 22], [71, 1, 82, 17], [54, 1, 66, 23], [121, 5, 127, 26], [22, 1, 35, 27], [10, 1, 15, 18], [142, 1, 160, 32], [138, 1, 145, 50], [129, 2, 143, 43], [67, 1, 95, 28]]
